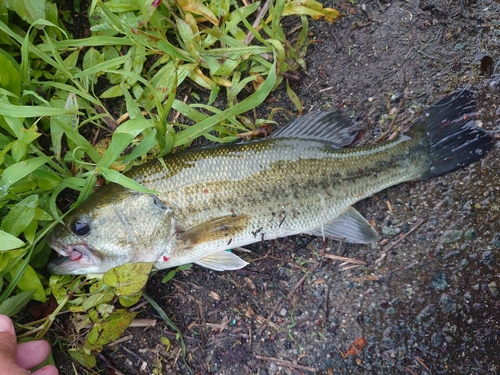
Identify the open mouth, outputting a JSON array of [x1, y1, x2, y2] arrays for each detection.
[[47, 238, 97, 275]]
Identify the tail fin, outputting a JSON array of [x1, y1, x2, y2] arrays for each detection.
[[415, 89, 495, 179]]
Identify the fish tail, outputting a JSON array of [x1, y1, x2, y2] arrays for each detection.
[[414, 89, 495, 179]]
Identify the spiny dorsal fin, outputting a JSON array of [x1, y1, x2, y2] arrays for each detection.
[[271, 111, 360, 148], [309, 207, 379, 244]]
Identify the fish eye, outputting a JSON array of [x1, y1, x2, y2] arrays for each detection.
[[71, 219, 91, 236]]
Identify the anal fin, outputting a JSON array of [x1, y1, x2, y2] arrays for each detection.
[[309, 207, 379, 244], [195, 250, 249, 271]]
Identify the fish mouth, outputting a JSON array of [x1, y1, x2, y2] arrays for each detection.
[[47, 238, 100, 275]]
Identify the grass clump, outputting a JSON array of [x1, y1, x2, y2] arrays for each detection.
[[0, 0, 339, 368]]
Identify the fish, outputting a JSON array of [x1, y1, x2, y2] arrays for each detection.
[[47, 90, 495, 275]]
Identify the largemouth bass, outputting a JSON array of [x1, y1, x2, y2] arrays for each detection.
[[48, 90, 494, 275]]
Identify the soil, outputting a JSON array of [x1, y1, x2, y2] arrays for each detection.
[[50, 0, 500, 374]]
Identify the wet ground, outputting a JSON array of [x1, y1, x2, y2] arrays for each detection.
[[52, 0, 500, 374]]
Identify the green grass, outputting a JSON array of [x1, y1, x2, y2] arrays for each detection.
[[0, 0, 339, 368]]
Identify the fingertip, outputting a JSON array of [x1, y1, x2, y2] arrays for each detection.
[[17, 340, 52, 369], [0, 314, 15, 335], [32, 365, 59, 375]]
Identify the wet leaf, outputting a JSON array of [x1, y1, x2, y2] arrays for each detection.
[[0, 52, 21, 97], [103, 262, 153, 296], [82, 47, 104, 72], [11, 124, 40, 162], [0, 157, 49, 198], [100, 167, 160, 194], [10, 263, 46, 303], [100, 84, 123, 98], [81, 292, 114, 311], [161, 336, 171, 352], [178, 0, 218, 25], [6, 0, 46, 26], [97, 118, 155, 168], [1, 195, 38, 237], [283, 0, 340, 22], [86, 309, 138, 350], [68, 348, 96, 369], [0, 230, 25, 251], [286, 79, 303, 115], [118, 292, 142, 307], [0, 290, 34, 316], [161, 269, 177, 284]]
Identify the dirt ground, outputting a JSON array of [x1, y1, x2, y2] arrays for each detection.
[[51, 0, 500, 374]]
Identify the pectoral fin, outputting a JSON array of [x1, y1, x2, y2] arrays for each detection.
[[309, 207, 379, 244], [178, 214, 250, 245], [195, 251, 249, 271]]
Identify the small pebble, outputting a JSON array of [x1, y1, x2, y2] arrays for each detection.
[[440, 229, 463, 244]]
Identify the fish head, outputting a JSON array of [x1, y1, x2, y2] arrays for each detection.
[[47, 185, 175, 275]]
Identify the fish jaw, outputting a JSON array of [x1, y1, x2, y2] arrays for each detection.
[[47, 237, 106, 275]]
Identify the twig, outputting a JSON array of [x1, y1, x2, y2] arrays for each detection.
[[323, 254, 367, 265], [107, 334, 134, 347], [244, 0, 272, 45], [255, 355, 318, 372], [376, 218, 426, 263], [130, 319, 156, 328], [256, 297, 284, 335], [415, 356, 430, 371], [287, 261, 320, 300]]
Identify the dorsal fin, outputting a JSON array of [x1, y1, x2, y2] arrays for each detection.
[[271, 111, 360, 148]]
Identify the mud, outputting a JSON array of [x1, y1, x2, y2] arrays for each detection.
[[52, 0, 500, 374]]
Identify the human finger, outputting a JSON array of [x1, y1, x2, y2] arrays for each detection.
[[0, 314, 29, 375], [31, 364, 59, 375], [16, 340, 52, 369]]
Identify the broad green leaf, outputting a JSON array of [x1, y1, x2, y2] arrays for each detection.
[[161, 269, 176, 284], [99, 167, 160, 194], [97, 118, 155, 168], [0, 158, 49, 199], [11, 124, 40, 162], [6, 0, 46, 25], [82, 47, 104, 71], [0, 230, 24, 251], [10, 263, 46, 302], [118, 292, 142, 307], [99, 84, 123, 98], [1, 195, 38, 237], [82, 292, 114, 311], [0, 290, 34, 316], [68, 348, 96, 368], [86, 309, 138, 350], [0, 52, 20, 97], [103, 262, 153, 296]]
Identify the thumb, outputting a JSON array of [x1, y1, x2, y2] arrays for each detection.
[[0, 314, 29, 375]]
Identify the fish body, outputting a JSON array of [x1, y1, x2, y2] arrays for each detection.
[[48, 90, 495, 275]]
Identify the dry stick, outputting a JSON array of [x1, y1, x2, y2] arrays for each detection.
[[287, 261, 321, 301], [255, 355, 318, 372], [376, 218, 426, 263], [323, 254, 367, 265], [107, 334, 134, 347], [130, 319, 156, 328], [244, 0, 272, 45]]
